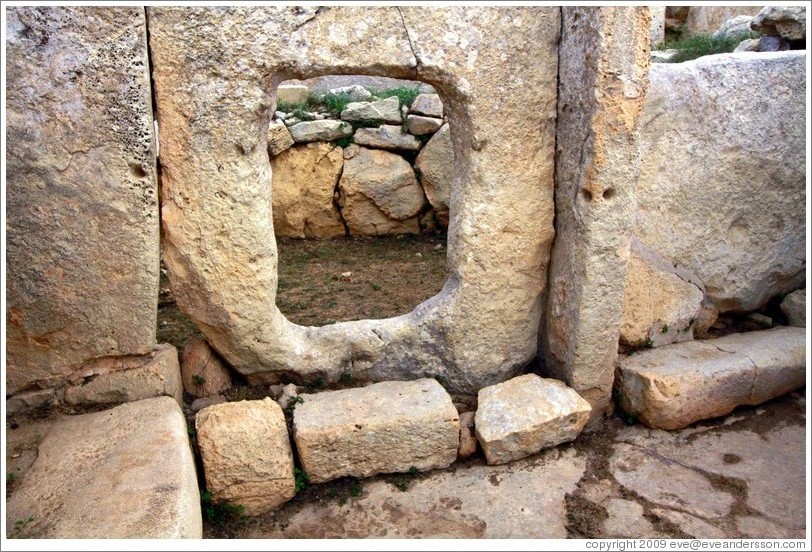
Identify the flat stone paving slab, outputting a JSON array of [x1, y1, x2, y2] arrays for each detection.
[[5, 396, 201, 538]]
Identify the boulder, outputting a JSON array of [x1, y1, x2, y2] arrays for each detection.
[[405, 114, 443, 135], [276, 83, 309, 106], [190, 394, 226, 412], [620, 242, 704, 348], [780, 289, 805, 327], [271, 142, 346, 238], [712, 16, 755, 40], [267, 119, 294, 156], [5, 7, 158, 395], [63, 344, 182, 407], [734, 38, 761, 52], [683, 6, 764, 36], [750, 6, 806, 41], [325, 84, 372, 102], [293, 379, 459, 483], [6, 388, 57, 415], [196, 398, 296, 515], [759, 35, 791, 51], [635, 52, 806, 313], [337, 146, 424, 235], [288, 119, 353, 143], [6, 397, 201, 538], [458, 411, 478, 459], [409, 93, 444, 118], [353, 124, 421, 151], [181, 338, 232, 398], [475, 374, 592, 465], [341, 96, 402, 124], [414, 123, 453, 223], [616, 327, 806, 430]]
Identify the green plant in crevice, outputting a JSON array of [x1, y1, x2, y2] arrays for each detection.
[[321, 91, 354, 115], [201, 490, 246, 527], [293, 467, 310, 493], [192, 374, 206, 386]]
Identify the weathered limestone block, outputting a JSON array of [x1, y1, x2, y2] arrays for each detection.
[[475, 374, 591, 465], [289, 119, 353, 143], [6, 397, 201, 538], [149, 7, 559, 393], [750, 6, 806, 41], [293, 379, 459, 483], [616, 327, 806, 430], [271, 142, 346, 238], [325, 84, 372, 102], [713, 16, 755, 40], [635, 52, 806, 313], [63, 343, 182, 407], [353, 124, 422, 151], [780, 289, 805, 327], [405, 114, 443, 135], [410, 93, 444, 118], [5, 6, 158, 395], [621, 241, 704, 348], [267, 119, 294, 156], [649, 6, 666, 45], [5, 388, 57, 415], [338, 146, 424, 235], [541, 7, 651, 423], [277, 83, 309, 105], [414, 123, 453, 225], [341, 96, 402, 124], [181, 338, 232, 398], [734, 38, 761, 53], [196, 398, 296, 515], [683, 6, 764, 36]]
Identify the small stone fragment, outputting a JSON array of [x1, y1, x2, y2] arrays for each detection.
[[353, 125, 421, 151], [458, 411, 478, 459], [780, 289, 805, 327], [405, 114, 443, 135], [267, 120, 294, 156], [341, 96, 402, 125], [289, 120, 353, 143], [181, 338, 232, 398], [409, 93, 443, 118]]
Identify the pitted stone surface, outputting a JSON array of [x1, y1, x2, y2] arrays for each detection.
[[6, 397, 201, 538], [293, 379, 459, 483], [149, 6, 560, 393], [475, 374, 591, 465]]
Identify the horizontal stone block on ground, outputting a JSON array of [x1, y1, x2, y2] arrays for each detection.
[[475, 374, 592, 465], [6, 397, 201, 538], [293, 379, 459, 483], [616, 327, 806, 429]]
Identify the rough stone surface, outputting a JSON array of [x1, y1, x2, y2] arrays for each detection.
[[750, 6, 806, 41], [414, 123, 453, 226], [616, 327, 806, 429], [405, 114, 443, 135], [542, 7, 651, 423], [648, 6, 665, 45], [651, 49, 679, 63], [475, 374, 591, 465], [276, 83, 309, 105], [683, 6, 764, 36], [63, 343, 183, 407], [734, 38, 761, 53], [6, 7, 159, 395], [604, 498, 656, 538], [271, 142, 346, 238], [780, 289, 805, 327], [196, 398, 295, 515], [293, 379, 459, 484], [338, 146, 424, 236], [620, 241, 704, 348], [759, 35, 792, 52], [150, 7, 559, 393], [288, 119, 353, 143], [341, 96, 402, 124], [267, 119, 294, 156], [181, 338, 232, 398], [191, 394, 226, 412], [6, 397, 201, 538], [323, 84, 372, 102], [458, 411, 477, 459], [303, 75, 435, 97], [635, 52, 806, 313], [6, 388, 57, 415], [410, 93, 444, 118], [353, 124, 422, 151], [712, 15, 755, 40]]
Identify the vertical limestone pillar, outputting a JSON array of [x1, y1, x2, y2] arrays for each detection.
[[541, 6, 651, 424]]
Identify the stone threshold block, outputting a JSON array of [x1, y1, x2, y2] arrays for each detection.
[[475, 374, 592, 465], [196, 398, 296, 516], [5, 397, 201, 538], [293, 379, 459, 484], [616, 327, 806, 430]]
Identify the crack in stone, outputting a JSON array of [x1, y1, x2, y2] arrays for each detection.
[[395, 7, 421, 71]]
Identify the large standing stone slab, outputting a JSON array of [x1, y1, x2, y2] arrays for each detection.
[[196, 398, 296, 516], [149, 7, 559, 393], [541, 7, 651, 423], [293, 379, 459, 483], [616, 327, 806, 429], [635, 52, 806, 313], [271, 142, 346, 238], [6, 397, 201, 538], [414, 123, 453, 226], [5, 6, 159, 395], [475, 374, 591, 465]]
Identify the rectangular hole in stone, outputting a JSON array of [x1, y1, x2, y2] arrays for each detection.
[[270, 75, 453, 326]]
